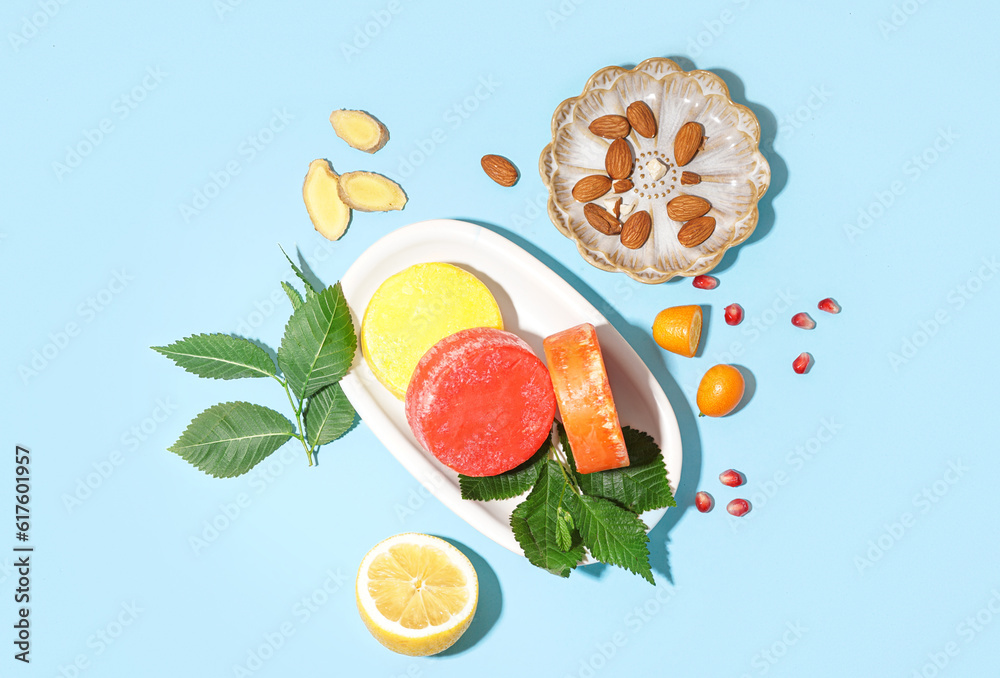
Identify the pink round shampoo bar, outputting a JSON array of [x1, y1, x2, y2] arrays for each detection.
[[405, 327, 556, 477]]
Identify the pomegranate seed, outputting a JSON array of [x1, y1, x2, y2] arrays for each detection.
[[724, 303, 744, 325], [695, 491, 714, 513], [818, 297, 841, 314], [792, 352, 812, 374], [727, 499, 751, 517], [791, 312, 816, 329], [719, 469, 744, 487], [692, 275, 718, 290]]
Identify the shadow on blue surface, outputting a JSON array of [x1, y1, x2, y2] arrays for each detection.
[[455, 222, 704, 585], [694, 304, 713, 358], [729, 363, 757, 416], [434, 536, 502, 657]]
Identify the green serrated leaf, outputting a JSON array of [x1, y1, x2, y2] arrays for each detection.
[[280, 246, 317, 299], [555, 508, 573, 551], [281, 281, 304, 311], [559, 505, 575, 532], [304, 383, 355, 447], [571, 427, 676, 514], [168, 402, 293, 478], [152, 333, 277, 380], [509, 461, 583, 577], [572, 495, 654, 584], [277, 283, 356, 399], [458, 435, 550, 501]]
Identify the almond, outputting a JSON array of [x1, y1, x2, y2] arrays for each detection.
[[589, 115, 630, 139], [667, 195, 711, 221], [480, 154, 518, 187], [613, 179, 633, 193], [677, 216, 716, 248], [604, 138, 633, 180], [681, 171, 701, 185], [620, 210, 651, 249], [674, 121, 704, 166], [583, 203, 622, 235], [572, 175, 612, 202], [626, 101, 657, 138]]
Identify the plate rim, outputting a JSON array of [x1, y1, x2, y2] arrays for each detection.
[[339, 218, 683, 558]]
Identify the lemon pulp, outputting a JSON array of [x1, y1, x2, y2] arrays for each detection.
[[356, 533, 478, 656]]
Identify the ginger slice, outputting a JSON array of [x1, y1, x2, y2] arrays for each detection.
[[329, 109, 389, 154], [302, 159, 352, 240], [337, 171, 407, 212]]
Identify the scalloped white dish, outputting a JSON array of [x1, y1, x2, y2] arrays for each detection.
[[540, 57, 771, 284], [339, 219, 682, 558]]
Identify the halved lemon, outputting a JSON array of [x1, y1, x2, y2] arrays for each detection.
[[356, 533, 478, 656]]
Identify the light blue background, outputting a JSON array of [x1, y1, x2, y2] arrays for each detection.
[[3, 0, 999, 676]]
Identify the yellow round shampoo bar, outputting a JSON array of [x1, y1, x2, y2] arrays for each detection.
[[361, 262, 503, 399]]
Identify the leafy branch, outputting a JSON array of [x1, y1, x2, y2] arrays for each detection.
[[152, 254, 357, 477], [459, 422, 675, 583]]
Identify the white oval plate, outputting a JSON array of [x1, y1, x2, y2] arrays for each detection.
[[339, 219, 682, 558]]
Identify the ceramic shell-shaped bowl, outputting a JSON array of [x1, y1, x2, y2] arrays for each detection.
[[539, 58, 770, 284]]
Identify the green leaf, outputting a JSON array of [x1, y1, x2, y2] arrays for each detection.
[[304, 383, 355, 447], [277, 283, 356, 399], [168, 402, 294, 478], [555, 507, 574, 552], [280, 246, 317, 299], [458, 435, 551, 501], [509, 461, 584, 577], [281, 281, 304, 311], [572, 495, 654, 584], [571, 427, 676, 514], [152, 333, 276, 380]]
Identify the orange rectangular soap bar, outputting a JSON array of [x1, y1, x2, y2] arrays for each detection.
[[543, 323, 628, 474]]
